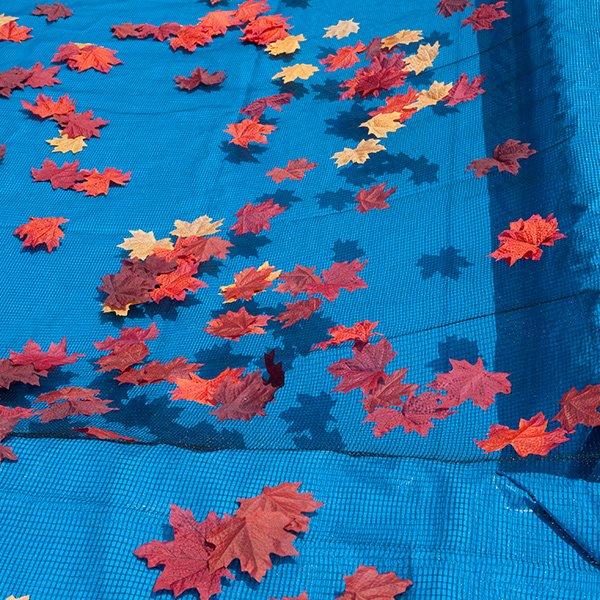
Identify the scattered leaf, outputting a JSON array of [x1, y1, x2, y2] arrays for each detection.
[[323, 19, 359, 40], [14, 216, 68, 251], [272, 63, 319, 83], [266, 158, 316, 183], [332, 139, 385, 167]]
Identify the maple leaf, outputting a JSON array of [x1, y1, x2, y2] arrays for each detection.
[[404, 42, 440, 74], [171, 368, 245, 405], [271, 594, 308, 600], [0, 405, 33, 461], [116, 358, 201, 386], [462, 1, 510, 30], [0, 144, 5, 161], [307, 259, 367, 301], [467, 139, 536, 177], [369, 88, 420, 121], [206, 307, 271, 341], [0, 360, 39, 389], [0, 66, 30, 98], [360, 112, 404, 138], [47, 134, 87, 153], [554, 385, 600, 432], [272, 63, 319, 84], [14, 216, 68, 251], [207, 483, 321, 581], [235, 0, 270, 23], [31, 159, 84, 189], [266, 158, 317, 183], [151, 261, 206, 303], [198, 10, 236, 36], [32, 3, 73, 22], [340, 53, 408, 100], [163, 236, 231, 265], [275, 265, 321, 297], [438, 0, 472, 17], [226, 118, 276, 148], [9, 338, 81, 375], [276, 298, 322, 328], [55, 110, 108, 139], [23, 62, 61, 88], [332, 139, 385, 167], [175, 67, 226, 90], [406, 81, 452, 110], [111, 23, 155, 40], [135, 506, 233, 600], [117, 230, 174, 260], [240, 92, 293, 119], [266, 34, 305, 56], [355, 183, 397, 213], [241, 14, 291, 46], [320, 42, 366, 72], [36, 387, 114, 422], [323, 19, 359, 39], [362, 369, 419, 412], [220, 262, 281, 303], [230, 198, 286, 235], [211, 371, 276, 420], [328, 338, 396, 394], [0, 20, 32, 42], [171, 215, 223, 238], [74, 168, 131, 196], [99, 266, 156, 315], [22, 94, 75, 119], [313, 320, 380, 351], [94, 323, 158, 371], [381, 29, 423, 50], [445, 73, 485, 106], [53, 43, 122, 73], [0, 15, 18, 27], [74, 426, 136, 442], [476, 413, 569, 457], [430, 357, 511, 409], [169, 24, 214, 52], [339, 565, 412, 599], [490, 213, 565, 266]]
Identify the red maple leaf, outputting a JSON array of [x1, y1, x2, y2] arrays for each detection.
[[476, 412, 569, 457], [368, 88, 419, 121], [171, 368, 245, 405], [14, 216, 68, 251], [437, 0, 472, 17], [74, 426, 137, 442], [221, 263, 279, 303], [32, 3, 73, 22], [9, 338, 81, 375], [467, 139, 536, 177], [339, 565, 412, 599], [340, 52, 408, 100], [115, 358, 201, 386], [230, 198, 286, 235], [0, 360, 40, 389], [554, 385, 600, 432], [328, 338, 396, 394], [241, 14, 291, 46], [22, 94, 75, 119], [175, 67, 226, 90], [152, 22, 183, 41], [0, 405, 33, 461], [313, 320, 380, 351], [226, 118, 276, 148], [490, 213, 565, 266], [94, 323, 158, 372], [235, 0, 270, 24], [355, 183, 396, 213], [445, 73, 485, 106], [430, 357, 511, 409], [36, 387, 114, 422], [308, 260, 368, 301], [111, 23, 156, 40], [23, 62, 61, 88], [462, 1, 510, 30], [240, 93, 293, 119], [276, 298, 322, 328], [0, 144, 5, 161], [266, 158, 317, 184], [271, 594, 308, 600], [362, 369, 419, 413], [74, 168, 131, 196], [53, 43, 122, 73], [211, 371, 276, 420], [275, 265, 321, 297], [320, 42, 366, 72], [31, 159, 84, 190], [207, 482, 321, 581], [199, 10, 237, 36], [160, 236, 231, 266], [150, 261, 206, 303], [99, 266, 155, 313], [365, 392, 454, 437], [135, 506, 233, 600], [0, 66, 30, 98], [0, 20, 32, 42], [55, 110, 108, 139], [206, 307, 271, 341], [169, 24, 214, 52]]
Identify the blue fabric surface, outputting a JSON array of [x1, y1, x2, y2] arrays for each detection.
[[0, 0, 599, 597]]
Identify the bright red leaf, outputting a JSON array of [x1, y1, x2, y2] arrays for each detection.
[[116, 358, 201, 385], [74, 168, 131, 196], [53, 43, 122, 73], [437, 0, 472, 17], [211, 371, 276, 420], [206, 307, 271, 341], [362, 369, 419, 413], [369, 88, 419, 121], [9, 338, 81, 375], [235, 0, 270, 24], [308, 260, 368, 301], [22, 94, 75, 119], [171, 368, 245, 405], [339, 565, 412, 599], [14, 216, 68, 251], [320, 42, 366, 72], [241, 14, 291, 46], [275, 265, 322, 297], [0, 20, 32, 43], [462, 1, 510, 30], [226, 118, 276, 148], [31, 159, 84, 190], [150, 261, 206, 303], [445, 73, 485, 106], [313, 320, 380, 351], [266, 158, 317, 183], [220, 262, 279, 302], [241, 93, 293, 119], [554, 385, 600, 432], [276, 298, 322, 328], [36, 386, 114, 422], [32, 3, 73, 22], [230, 198, 286, 235], [355, 183, 396, 213], [175, 67, 226, 90]]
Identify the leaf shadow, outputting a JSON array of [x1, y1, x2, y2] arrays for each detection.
[[227, 231, 272, 258], [324, 103, 369, 141], [332, 239, 365, 262], [427, 335, 479, 374], [417, 246, 473, 280], [219, 140, 268, 164], [316, 188, 355, 211], [311, 78, 341, 102]]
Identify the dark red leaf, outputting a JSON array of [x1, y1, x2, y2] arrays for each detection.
[[115, 358, 202, 385], [36, 387, 114, 422], [355, 183, 396, 213], [230, 198, 286, 235], [175, 67, 226, 90], [462, 1, 510, 30], [9, 338, 82, 375], [554, 385, 600, 432], [445, 73, 485, 106], [31, 159, 84, 190], [437, 0, 471, 17], [32, 3, 73, 22], [240, 93, 293, 119]]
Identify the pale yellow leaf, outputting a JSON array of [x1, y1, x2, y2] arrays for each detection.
[[266, 34, 306, 56], [6, 596, 30, 600], [404, 42, 440, 75], [171, 216, 223, 238], [117, 229, 174, 260], [323, 19, 359, 40], [0, 14, 18, 26], [102, 303, 130, 317], [406, 81, 452, 111], [360, 112, 405, 138], [272, 63, 319, 83], [331, 138, 385, 167], [46, 133, 87, 154], [381, 29, 423, 50]]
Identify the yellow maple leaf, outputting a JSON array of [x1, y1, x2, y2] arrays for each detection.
[[272, 63, 319, 84], [332, 138, 385, 167], [266, 34, 306, 56], [6, 596, 30, 600], [0, 14, 18, 26], [360, 112, 405, 139], [407, 81, 452, 111], [404, 42, 440, 75], [46, 133, 87, 154], [171, 215, 223, 238], [381, 29, 423, 50], [102, 303, 130, 317], [323, 19, 359, 40], [117, 229, 174, 260]]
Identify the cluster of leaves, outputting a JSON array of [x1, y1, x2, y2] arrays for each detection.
[[0, 62, 60, 98], [437, 0, 509, 31], [134, 482, 322, 598], [14, 216, 68, 251], [31, 159, 130, 196], [100, 215, 230, 315], [32, 3, 73, 22], [23, 93, 108, 153], [52, 42, 122, 73], [0, 15, 31, 42]]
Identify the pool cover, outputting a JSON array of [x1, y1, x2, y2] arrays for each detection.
[[0, 0, 599, 598]]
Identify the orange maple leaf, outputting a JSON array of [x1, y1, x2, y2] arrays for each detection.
[[74, 167, 131, 196], [226, 118, 276, 148], [13, 217, 68, 251]]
